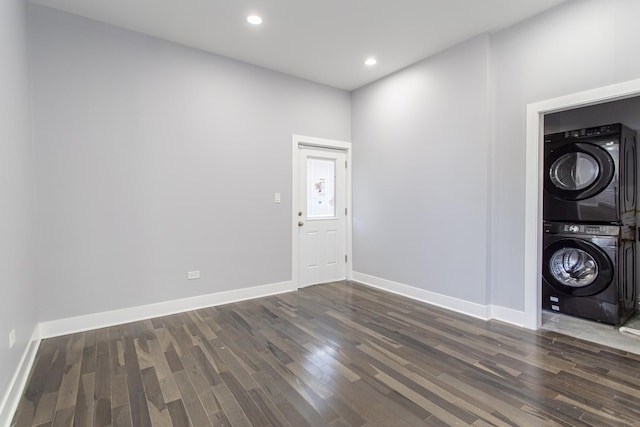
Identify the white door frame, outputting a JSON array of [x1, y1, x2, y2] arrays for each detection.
[[292, 134, 353, 288], [523, 77, 640, 330]]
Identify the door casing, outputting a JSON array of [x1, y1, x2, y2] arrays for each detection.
[[292, 134, 352, 288]]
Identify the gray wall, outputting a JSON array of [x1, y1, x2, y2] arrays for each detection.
[[27, 0, 640, 324], [30, 5, 351, 321], [351, 35, 491, 304], [0, 0, 37, 407], [351, 0, 640, 313], [491, 0, 640, 310]]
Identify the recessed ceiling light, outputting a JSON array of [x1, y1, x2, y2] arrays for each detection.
[[364, 57, 377, 66], [247, 15, 262, 25]]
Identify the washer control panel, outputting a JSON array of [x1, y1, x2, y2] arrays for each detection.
[[562, 223, 615, 234], [543, 222, 621, 237]]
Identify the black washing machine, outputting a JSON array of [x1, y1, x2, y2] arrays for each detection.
[[542, 222, 636, 325], [544, 123, 637, 224]]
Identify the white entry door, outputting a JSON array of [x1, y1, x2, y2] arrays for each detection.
[[298, 147, 347, 287]]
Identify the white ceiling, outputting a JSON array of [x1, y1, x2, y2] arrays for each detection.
[[29, 0, 566, 91]]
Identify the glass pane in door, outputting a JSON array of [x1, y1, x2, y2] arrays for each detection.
[[307, 157, 336, 218]]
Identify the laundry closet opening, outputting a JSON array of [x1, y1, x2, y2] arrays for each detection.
[[537, 95, 640, 348]]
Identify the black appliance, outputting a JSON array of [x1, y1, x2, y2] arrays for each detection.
[[542, 222, 636, 325], [543, 123, 637, 224]]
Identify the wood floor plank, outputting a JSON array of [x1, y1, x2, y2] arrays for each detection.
[[250, 367, 313, 427], [80, 331, 97, 376], [92, 399, 111, 427], [145, 337, 181, 404], [140, 367, 173, 427], [54, 363, 81, 413], [32, 392, 58, 427], [11, 281, 640, 427], [51, 406, 74, 427], [13, 353, 53, 426], [128, 392, 152, 427], [72, 374, 94, 427], [108, 327, 131, 427], [210, 382, 253, 427], [252, 357, 330, 427], [42, 338, 70, 396], [93, 329, 111, 427], [172, 370, 213, 427], [247, 387, 293, 427], [165, 400, 190, 427], [178, 350, 222, 419], [111, 405, 132, 427], [134, 338, 154, 371], [218, 370, 271, 426]]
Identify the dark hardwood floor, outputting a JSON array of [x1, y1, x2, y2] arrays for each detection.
[[11, 281, 640, 426]]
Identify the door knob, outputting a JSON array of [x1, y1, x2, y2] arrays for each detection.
[[298, 221, 304, 227]]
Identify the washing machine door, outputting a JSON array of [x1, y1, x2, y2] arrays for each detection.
[[545, 142, 614, 201], [543, 239, 614, 297]]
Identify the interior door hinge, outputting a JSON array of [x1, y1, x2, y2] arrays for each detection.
[[345, 161, 347, 168], [345, 254, 348, 262], [345, 208, 347, 215]]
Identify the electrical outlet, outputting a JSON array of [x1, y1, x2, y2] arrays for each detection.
[[187, 270, 200, 280], [9, 329, 15, 349]]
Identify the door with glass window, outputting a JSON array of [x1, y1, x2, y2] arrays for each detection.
[[298, 147, 347, 287]]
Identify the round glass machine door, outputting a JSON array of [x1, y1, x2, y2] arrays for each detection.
[[549, 152, 599, 191], [544, 142, 614, 201], [543, 238, 613, 297], [549, 247, 598, 287]]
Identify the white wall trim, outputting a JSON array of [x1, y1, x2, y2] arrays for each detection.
[[524, 78, 640, 330], [352, 272, 490, 320], [485, 33, 497, 316], [353, 272, 526, 326], [0, 328, 41, 427], [291, 134, 353, 288], [38, 280, 295, 339], [489, 305, 527, 327]]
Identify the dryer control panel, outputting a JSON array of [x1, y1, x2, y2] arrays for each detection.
[[545, 123, 621, 142]]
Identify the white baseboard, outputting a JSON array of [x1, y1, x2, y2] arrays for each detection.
[[352, 272, 490, 319], [351, 272, 526, 327], [0, 328, 41, 427], [39, 280, 296, 339], [489, 304, 527, 327]]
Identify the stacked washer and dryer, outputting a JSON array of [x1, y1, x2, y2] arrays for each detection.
[[542, 123, 638, 325]]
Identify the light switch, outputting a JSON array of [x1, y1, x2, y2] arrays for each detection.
[[274, 192, 281, 204]]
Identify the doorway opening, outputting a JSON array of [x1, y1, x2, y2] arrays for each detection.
[[291, 135, 352, 288], [524, 78, 640, 330]]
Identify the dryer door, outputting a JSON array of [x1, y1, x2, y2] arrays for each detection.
[[545, 142, 614, 201], [543, 238, 614, 297]]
